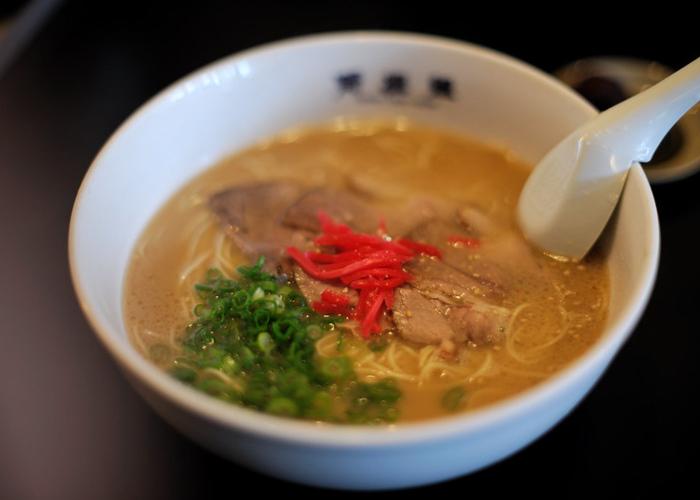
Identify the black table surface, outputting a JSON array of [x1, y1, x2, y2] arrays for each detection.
[[1, 2, 698, 499]]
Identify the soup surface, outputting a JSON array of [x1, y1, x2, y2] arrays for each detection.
[[124, 120, 608, 422]]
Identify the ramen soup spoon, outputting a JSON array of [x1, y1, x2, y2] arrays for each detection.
[[518, 57, 700, 260]]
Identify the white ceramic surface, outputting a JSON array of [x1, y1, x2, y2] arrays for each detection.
[[69, 32, 659, 490]]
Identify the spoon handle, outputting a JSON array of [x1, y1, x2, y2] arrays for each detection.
[[587, 57, 700, 166]]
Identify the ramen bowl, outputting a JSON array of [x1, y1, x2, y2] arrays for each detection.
[[69, 32, 659, 490]]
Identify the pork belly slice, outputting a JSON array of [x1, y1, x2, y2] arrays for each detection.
[[292, 265, 358, 306], [437, 300, 509, 346], [457, 205, 541, 276], [281, 186, 453, 239], [394, 253, 512, 349], [209, 182, 311, 272], [393, 286, 510, 349], [406, 217, 511, 294], [281, 187, 379, 234], [406, 255, 504, 302], [393, 287, 456, 346], [407, 203, 543, 293]]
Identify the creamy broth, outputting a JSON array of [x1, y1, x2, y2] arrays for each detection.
[[124, 120, 608, 422]]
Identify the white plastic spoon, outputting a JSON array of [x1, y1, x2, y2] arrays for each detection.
[[517, 57, 700, 260]]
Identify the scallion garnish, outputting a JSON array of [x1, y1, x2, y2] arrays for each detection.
[[169, 256, 402, 423]]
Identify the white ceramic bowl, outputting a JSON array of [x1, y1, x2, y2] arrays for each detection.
[[69, 32, 659, 490]]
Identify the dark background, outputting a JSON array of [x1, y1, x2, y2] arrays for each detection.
[[1, 2, 698, 499]]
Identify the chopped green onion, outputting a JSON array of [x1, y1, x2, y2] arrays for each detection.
[[320, 356, 353, 381], [251, 287, 265, 302], [171, 366, 197, 383], [368, 334, 389, 352], [257, 332, 274, 354], [442, 386, 466, 412], [266, 397, 299, 417], [220, 355, 239, 376], [168, 257, 401, 423], [306, 324, 323, 340]]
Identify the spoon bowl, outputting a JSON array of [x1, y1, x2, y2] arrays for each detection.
[[518, 57, 700, 260]]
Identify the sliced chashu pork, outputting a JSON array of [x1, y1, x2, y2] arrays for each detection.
[[281, 187, 379, 234], [210, 182, 514, 349], [393, 287, 509, 349], [393, 276, 511, 350], [292, 264, 358, 306], [209, 182, 311, 272]]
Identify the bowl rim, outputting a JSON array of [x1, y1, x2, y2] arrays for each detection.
[[68, 30, 660, 447]]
